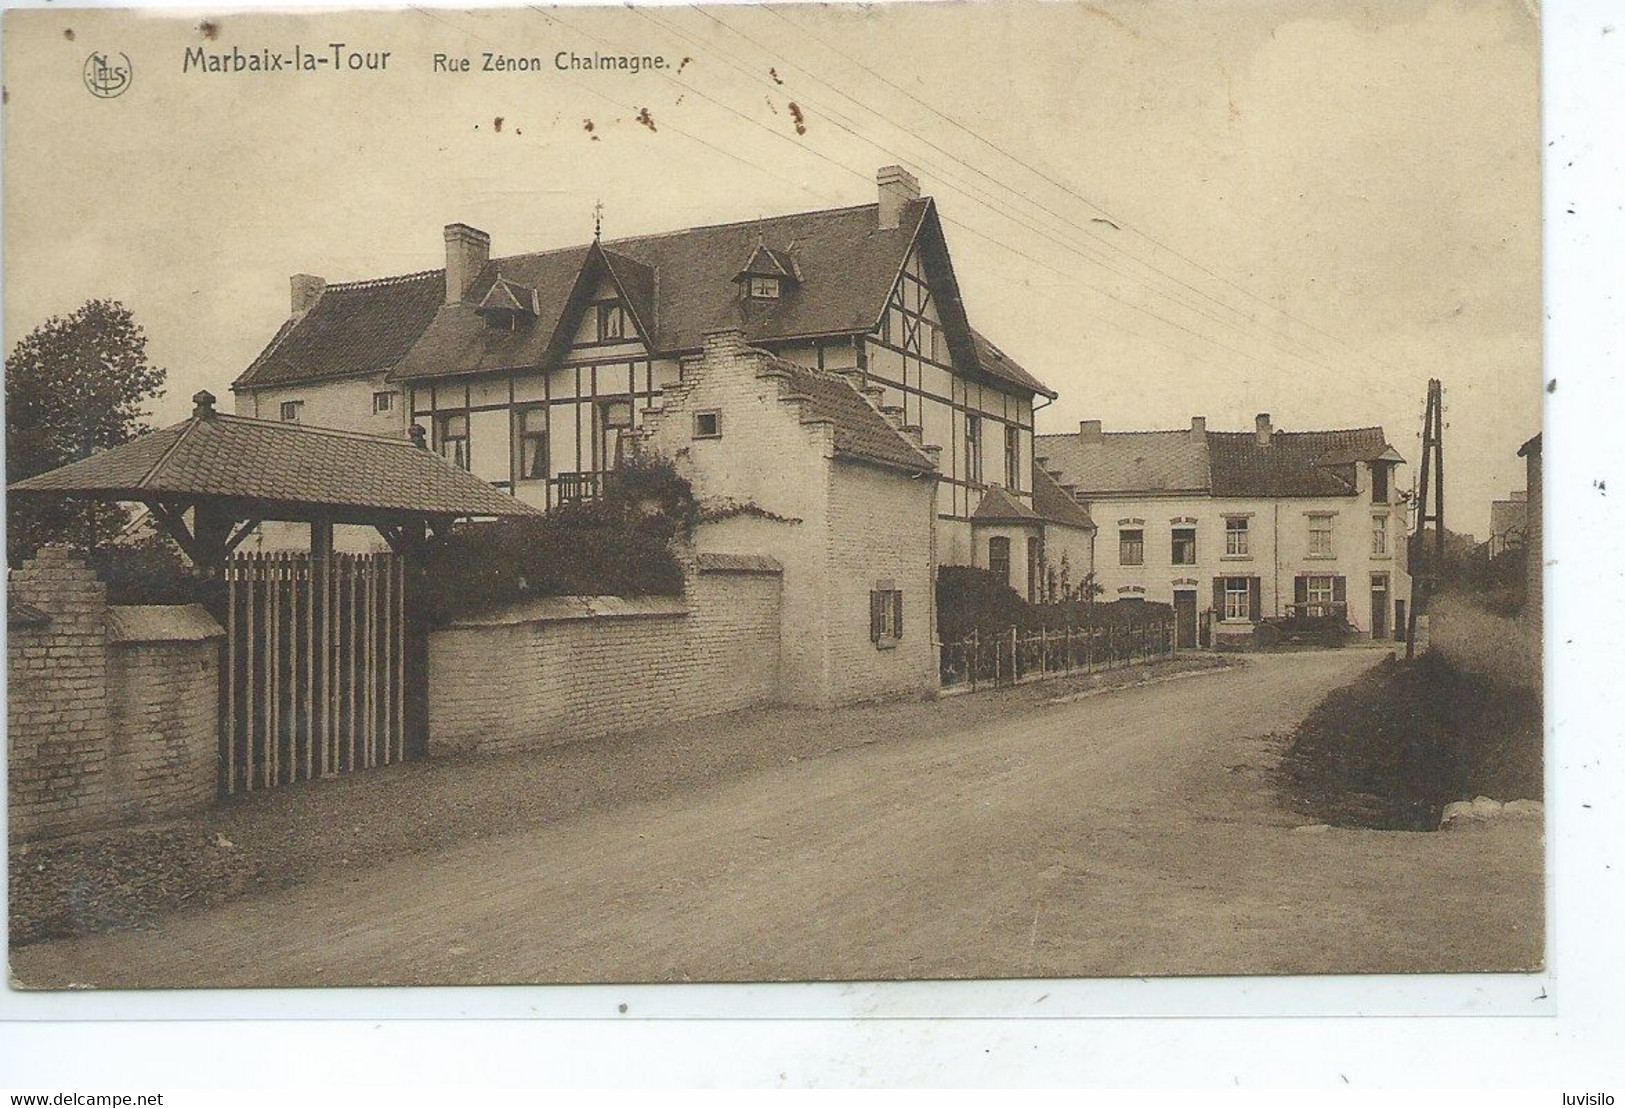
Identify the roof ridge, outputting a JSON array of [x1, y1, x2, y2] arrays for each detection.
[[134, 420, 199, 490], [326, 268, 444, 292]]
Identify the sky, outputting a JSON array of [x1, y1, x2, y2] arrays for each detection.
[[2, 0, 1541, 536]]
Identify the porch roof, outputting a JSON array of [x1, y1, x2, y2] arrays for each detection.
[[9, 392, 539, 527]]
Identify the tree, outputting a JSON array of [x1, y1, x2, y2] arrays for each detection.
[[5, 300, 166, 565]]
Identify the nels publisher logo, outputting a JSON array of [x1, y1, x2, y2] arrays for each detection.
[[83, 51, 133, 98]]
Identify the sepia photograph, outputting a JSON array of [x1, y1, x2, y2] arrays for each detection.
[[3, 0, 1544, 994]]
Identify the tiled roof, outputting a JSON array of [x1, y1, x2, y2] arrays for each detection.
[[1036, 430, 1211, 495], [10, 411, 540, 521], [1031, 466, 1096, 530], [1206, 428, 1390, 497], [1038, 423, 1399, 500], [759, 354, 937, 475], [241, 197, 1052, 399], [234, 270, 445, 389], [970, 484, 1041, 523], [970, 330, 1057, 400]]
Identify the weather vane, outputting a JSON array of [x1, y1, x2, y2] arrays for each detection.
[[593, 199, 604, 242]]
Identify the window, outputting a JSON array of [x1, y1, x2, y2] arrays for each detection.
[[1225, 516, 1249, 557], [693, 410, 722, 440], [1306, 575, 1336, 606], [1371, 463, 1390, 504], [988, 536, 1011, 585], [437, 412, 469, 470], [1172, 527, 1197, 565], [747, 276, 781, 300], [1004, 425, 1021, 489], [1224, 577, 1251, 622], [869, 588, 903, 645], [516, 407, 548, 481], [279, 400, 303, 423], [595, 398, 635, 472], [1308, 514, 1335, 556], [1372, 514, 1389, 556], [1119, 528, 1144, 566], [596, 302, 627, 342], [964, 414, 983, 484], [372, 391, 395, 415]]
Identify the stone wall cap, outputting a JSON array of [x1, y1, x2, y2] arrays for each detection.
[[106, 604, 224, 644], [443, 593, 689, 628], [695, 552, 784, 575]]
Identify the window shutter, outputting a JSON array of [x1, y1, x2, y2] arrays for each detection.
[[1212, 578, 1225, 615], [869, 591, 882, 642], [1294, 576, 1308, 605], [1248, 577, 1262, 623], [1332, 575, 1347, 604], [895, 591, 904, 639]]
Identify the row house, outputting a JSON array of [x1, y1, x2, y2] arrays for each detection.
[[1037, 414, 1412, 647]]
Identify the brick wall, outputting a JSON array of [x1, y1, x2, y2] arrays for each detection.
[[6, 548, 222, 841], [426, 565, 782, 755]]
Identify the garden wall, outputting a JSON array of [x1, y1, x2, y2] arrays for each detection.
[[426, 554, 783, 755], [7, 547, 223, 842]]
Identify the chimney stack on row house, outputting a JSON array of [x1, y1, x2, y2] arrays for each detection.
[[444, 222, 491, 305], [290, 274, 325, 315], [877, 165, 921, 231], [1255, 412, 1273, 446], [1190, 415, 1206, 444], [1079, 420, 1103, 441]]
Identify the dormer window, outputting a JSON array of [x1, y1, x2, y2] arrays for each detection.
[[476, 276, 538, 332], [733, 242, 800, 303]]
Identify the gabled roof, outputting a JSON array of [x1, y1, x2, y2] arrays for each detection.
[[234, 270, 445, 389], [970, 484, 1041, 524], [477, 276, 539, 317], [1206, 428, 1392, 498], [1039, 422, 1401, 500], [734, 242, 801, 283], [757, 354, 937, 475], [238, 195, 1053, 399], [1036, 430, 1211, 496], [1031, 466, 1096, 530], [9, 409, 539, 521]]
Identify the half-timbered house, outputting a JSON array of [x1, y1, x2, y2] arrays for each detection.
[[230, 167, 1062, 572]]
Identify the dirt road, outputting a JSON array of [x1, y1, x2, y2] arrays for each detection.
[[12, 650, 1542, 987]]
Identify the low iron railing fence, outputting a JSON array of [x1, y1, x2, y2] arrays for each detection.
[[938, 618, 1176, 692]]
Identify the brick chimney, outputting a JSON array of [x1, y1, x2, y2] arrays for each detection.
[[877, 165, 920, 231], [1255, 412, 1273, 446], [444, 222, 491, 305], [1080, 419, 1103, 441], [291, 274, 325, 315], [1190, 415, 1206, 443]]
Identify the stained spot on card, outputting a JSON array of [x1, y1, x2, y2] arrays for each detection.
[[583, 118, 599, 141], [1546, 379, 1557, 393], [636, 107, 656, 133], [677, 56, 692, 73], [764, 96, 778, 115], [63, 28, 76, 41], [788, 102, 806, 135], [769, 66, 784, 85], [198, 20, 220, 40], [494, 117, 504, 133]]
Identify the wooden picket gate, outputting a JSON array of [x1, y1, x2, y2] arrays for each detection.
[[222, 552, 410, 794]]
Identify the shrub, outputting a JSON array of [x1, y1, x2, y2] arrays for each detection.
[[936, 564, 1172, 642], [416, 454, 697, 621]]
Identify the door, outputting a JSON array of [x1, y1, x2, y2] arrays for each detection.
[[1394, 599, 1408, 642], [1371, 573, 1390, 639], [1173, 590, 1198, 649]]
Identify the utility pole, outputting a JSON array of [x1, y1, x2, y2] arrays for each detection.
[[1406, 378, 1445, 658]]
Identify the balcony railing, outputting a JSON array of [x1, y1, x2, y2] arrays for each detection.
[[550, 471, 605, 506]]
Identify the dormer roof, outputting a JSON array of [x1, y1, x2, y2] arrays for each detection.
[[476, 276, 539, 318], [733, 242, 802, 284]]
